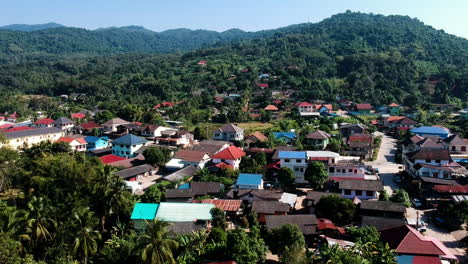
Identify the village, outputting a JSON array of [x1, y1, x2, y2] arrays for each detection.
[[1, 90, 467, 263]]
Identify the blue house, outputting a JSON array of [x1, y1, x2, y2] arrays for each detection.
[[236, 173, 263, 190], [85, 136, 110, 151], [273, 132, 297, 144], [410, 126, 450, 139], [111, 133, 149, 158]]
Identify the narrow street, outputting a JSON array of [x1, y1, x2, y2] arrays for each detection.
[[365, 132, 401, 195]]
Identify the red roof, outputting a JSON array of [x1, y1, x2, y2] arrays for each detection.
[[80, 121, 102, 130], [264, 105, 279, 111], [356, 103, 373, 110], [211, 162, 234, 170], [35, 118, 55, 125], [273, 100, 282, 104], [198, 60, 207, 64], [212, 146, 246, 160], [162, 102, 174, 107], [265, 161, 281, 170], [99, 155, 126, 164], [71, 113, 86, 119], [432, 185, 468, 194], [56, 137, 87, 144], [256, 83, 269, 88], [4, 126, 35, 132], [297, 102, 312, 107], [317, 218, 346, 234], [198, 199, 242, 212], [0, 124, 14, 129]]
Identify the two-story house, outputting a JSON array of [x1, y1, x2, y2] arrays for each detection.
[[339, 124, 367, 138], [85, 136, 110, 151], [166, 150, 210, 169], [213, 123, 244, 141], [102, 118, 130, 133], [338, 179, 382, 200], [155, 130, 194, 148], [140, 125, 172, 138], [111, 133, 149, 158], [211, 146, 245, 169], [53, 117, 75, 131], [305, 130, 331, 150], [443, 134, 467, 154], [56, 136, 87, 152], [1, 127, 64, 150], [404, 149, 452, 178], [33, 118, 55, 128], [278, 151, 308, 183]]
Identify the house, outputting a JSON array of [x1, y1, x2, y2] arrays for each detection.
[[78, 121, 102, 134], [360, 216, 406, 232], [191, 140, 231, 156], [0, 127, 64, 150], [380, 225, 457, 262], [443, 134, 467, 154], [243, 131, 268, 148], [165, 182, 222, 202], [339, 124, 367, 138], [251, 200, 290, 223], [213, 123, 244, 141], [316, 218, 346, 237], [170, 150, 210, 169], [235, 173, 263, 190], [84, 136, 110, 151], [305, 191, 334, 208], [197, 60, 208, 66], [111, 133, 149, 158], [315, 104, 333, 113], [71, 113, 86, 119], [56, 136, 87, 152], [155, 130, 194, 148], [359, 200, 406, 219], [53, 117, 75, 131], [194, 199, 243, 217], [404, 137, 445, 153], [327, 159, 370, 181], [33, 118, 55, 128], [404, 149, 453, 178], [410, 126, 450, 139], [116, 123, 142, 135], [278, 151, 308, 183], [344, 133, 373, 160], [338, 179, 382, 200], [266, 215, 318, 236], [264, 105, 279, 111], [114, 164, 158, 181], [355, 103, 373, 113], [297, 102, 314, 113], [163, 165, 199, 183], [387, 117, 418, 133], [306, 130, 331, 149], [99, 154, 126, 164], [131, 202, 214, 231], [387, 103, 401, 115], [211, 146, 246, 170], [102, 118, 129, 133], [272, 132, 296, 144], [140, 125, 172, 138]]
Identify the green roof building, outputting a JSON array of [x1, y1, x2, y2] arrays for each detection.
[[131, 203, 159, 230]]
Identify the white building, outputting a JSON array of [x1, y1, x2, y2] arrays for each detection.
[[1, 127, 64, 150]]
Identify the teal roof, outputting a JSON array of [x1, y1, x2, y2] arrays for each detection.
[[130, 203, 159, 220], [155, 202, 214, 222]]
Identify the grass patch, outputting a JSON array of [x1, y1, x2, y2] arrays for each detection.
[[371, 136, 383, 161], [237, 122, 274, 133]]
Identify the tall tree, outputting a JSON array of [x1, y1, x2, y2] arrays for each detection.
[[21, 196, 57, 248], [137, 220, 179, 264], [304, 161, 329, 189], [73, 208, 101, 264]]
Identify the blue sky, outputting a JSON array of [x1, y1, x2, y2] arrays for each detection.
[[2, 0, 467, 38]]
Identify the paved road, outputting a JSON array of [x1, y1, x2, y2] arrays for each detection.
[[365, 132, 401, 195]]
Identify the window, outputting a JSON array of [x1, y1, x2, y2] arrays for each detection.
[[300, 168, 304, 172], [435, 160, 440, 163], [284, 159, 290, 163], [366, 191, 374, 197], [344, 190, 351, 195], [296, 159, 302, 163], [355, 190, 362, 196], [349, 169, 353, 173], [462, 146, 467, 152], [294, 167, 300, 172], [425, 159, 431, 163], [452, 146, 456, 151]]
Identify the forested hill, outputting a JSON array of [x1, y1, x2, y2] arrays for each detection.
[[0, 12, 467, 108], [1, 11, 467, 59], [0, 22, 65, 32]]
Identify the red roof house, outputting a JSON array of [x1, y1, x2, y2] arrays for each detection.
[[256, 83, 269, 88], [264, 105, 279, 111], [34, 118, 55, 127], [80, 121, 102, 131], [355, 103, 373, 111], [71, 113, 86, 119], [99, 154, 126, 164], [211, 146, 246, 170], [56, 136, 87, 151]]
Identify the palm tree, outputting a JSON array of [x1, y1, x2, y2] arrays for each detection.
[[177, 229, 209, 263], [93, 165, 131, 232], [137, 219, 178, 264], [73, 208, 101, 264], [20, 196, 57, 247]]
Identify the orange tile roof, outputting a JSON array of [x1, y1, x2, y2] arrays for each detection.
[[212, 146, 246, 160], [385, 116, 405, 122], [264, 105, 279, 111]]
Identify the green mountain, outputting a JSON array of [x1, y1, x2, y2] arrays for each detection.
[[0, 12, 467, 106], [0, 22, 65, 32]]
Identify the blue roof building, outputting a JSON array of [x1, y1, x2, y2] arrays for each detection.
[[410, 126, 450, 139], [111, 133, 148, 158], [236, 173, 263, 190], [273, 132, 297, 144], [85, 136, 110, 151], [278, 151, 307, 159]]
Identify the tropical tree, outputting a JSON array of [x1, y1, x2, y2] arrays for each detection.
[[390, 189, 411, 207], [268, 224, 305, 258], [210, 208, 227, 230], [73, 208, 101, 264], [304, 161, 329, 189], [137, 219, 179, 264], [143, 147, 172, 167], [21, 196, 57, 247], [315, 194, 356, 225], [277, 167, 295, 189]]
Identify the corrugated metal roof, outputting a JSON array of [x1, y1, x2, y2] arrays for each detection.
[[155, 202, 214, 222], [278, 151, 306, 159], [236, 173, 262, 186], [130, 203, 159, 220]]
